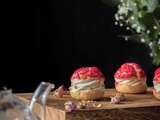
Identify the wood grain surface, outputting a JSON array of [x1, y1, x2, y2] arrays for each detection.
[[15, 87, 160, 120]]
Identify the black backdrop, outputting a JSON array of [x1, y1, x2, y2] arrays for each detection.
[[2, 0, 158, 93]]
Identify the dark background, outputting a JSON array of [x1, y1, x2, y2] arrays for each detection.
[[2, 0, 159, 93]]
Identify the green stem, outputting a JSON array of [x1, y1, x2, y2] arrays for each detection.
[[152, 13, 160, 28]]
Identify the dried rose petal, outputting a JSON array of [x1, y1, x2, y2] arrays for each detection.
[[110, 96, 120, 104], [53, 85, 67, 97], [116, 92, 126, 101], [65, 105, 72, 112], [85, 103, 94, 109], [64, 101, 77, 112]]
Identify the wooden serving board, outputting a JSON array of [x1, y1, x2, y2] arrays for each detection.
[[15, 87, 160, 120]]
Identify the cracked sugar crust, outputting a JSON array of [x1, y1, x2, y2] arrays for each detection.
[[114, 62, 146, 80], [70, 67, 105, 81]]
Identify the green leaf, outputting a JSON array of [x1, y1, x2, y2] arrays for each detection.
[[154, 28, 160, 39], [152, 44, 160, 66], [117, 34, 143, 43], [153, 56, 160, 66], [140, 0, 158, 13], [138, 12, 157, 38]]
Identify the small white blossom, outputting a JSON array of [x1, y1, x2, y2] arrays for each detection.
[[158, 40, 160, 44], [125, 37, 129, 41], [138, 13, 142, 18], [146, 30, 150, 34], [132, 24, 137, 28], [125, 20, 129, 23], [125, 13, 128, 16], [115, 14, 119, 21], [131, 16, 134, 20], [126, 27, 130, 30], [150, 53, 153, 57], [119, 16, 124, 20], [126, 4, 129, 7], [153, 26, 157, 29], [136, 26, 141, 33], [141, 38, 145, 43], [115, 22, 118, 25], [120, 23, 123, 26], [149, 42, 153, 47], [118, 6, 129, 15], [134, 3, 137, 6]]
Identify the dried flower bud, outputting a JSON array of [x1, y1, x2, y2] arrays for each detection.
[[116, 92, 126, 101], [53, 85, 67, 97], [64, 101, 77, 112], [65, 105, 72, 112], [110, 96, 121, 104]]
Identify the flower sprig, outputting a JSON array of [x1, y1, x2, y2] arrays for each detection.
[[110, 92, 126, 104], [116, 0, 160, 65], [103, 0, 160, 65]]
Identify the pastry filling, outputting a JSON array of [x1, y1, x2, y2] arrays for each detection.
[[115, 78, 146, 86], [69, 79, 105, 92], [153, 81, 160, 92]]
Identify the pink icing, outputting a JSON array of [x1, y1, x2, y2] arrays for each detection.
[[153, 74, 160, 83], [70, 67, 105, 81], [154, 67, 160, 76], [114, 62, 146, 80]]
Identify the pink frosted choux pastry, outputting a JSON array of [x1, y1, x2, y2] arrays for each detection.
[[114, 62, 147, 93], [69, 66, 105, 100]]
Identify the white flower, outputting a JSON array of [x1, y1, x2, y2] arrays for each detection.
[[126, 27, 130, 30], [115, 22, 118, 25], [146, 30, 150, 34], [149, 42, 153, 47], [118, 6, 129, 15], [115, 14, 119, 21], [133, 3, 137, 6], [150, 53, 153, 57], [131, 24, 137, 28], [131, 16, 134, 20], [136, 26, 141, 33], [120, 23, 123, 26], [153, 26, 157, 29], [125, 37, 129, 41], [126, 20, 129, 23], [141, 38, 145, 43], [138, 13, 142, 18], [119, 16, 124, 20]]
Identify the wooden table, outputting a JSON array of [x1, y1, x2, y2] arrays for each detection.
[[15, 87, 160, 120]]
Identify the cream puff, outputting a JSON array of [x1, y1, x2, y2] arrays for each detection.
[[114, 62, 147, 93], [69, 66, 105, 100], [153, 67, 160, 100]]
